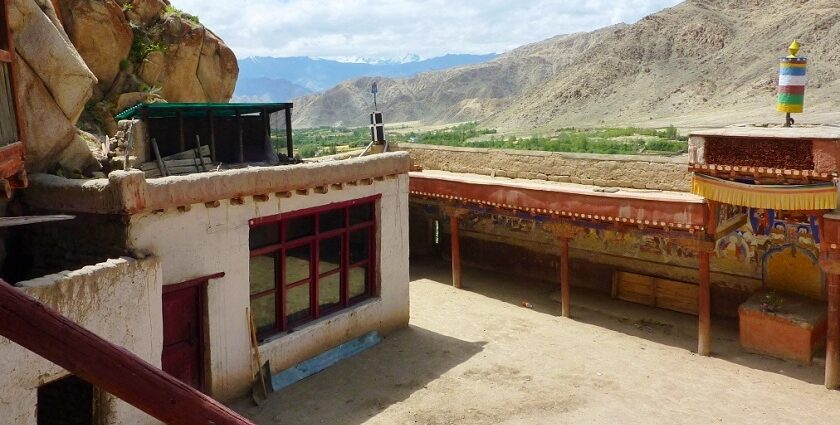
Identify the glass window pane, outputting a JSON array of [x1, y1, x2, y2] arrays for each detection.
[[251, 294, 276, 334], [249, 254, 277, 295], [250, 223, 280, 249], [350, 229, 370, 264], [318, 273, 341, 311], [349, 265, 368, 299], [286, 284, 311, 324], [285, 215, 315, 241], [319, 209, 345, 232], [350, 203, 374, 225], [319, 236, 342, 273], [285, 244, 311, 284]]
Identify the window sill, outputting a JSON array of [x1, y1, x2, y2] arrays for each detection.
[[260, 297, 380, 346]]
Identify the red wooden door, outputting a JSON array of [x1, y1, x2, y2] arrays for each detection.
[[162, 281, 206, 391]]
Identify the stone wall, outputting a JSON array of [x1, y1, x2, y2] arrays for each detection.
[[399, 143, 692, 192], [0, 257, 163, 425]]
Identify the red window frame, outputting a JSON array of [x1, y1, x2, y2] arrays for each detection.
[[248, 195, 379, 340], [0, 0, 26, 198]]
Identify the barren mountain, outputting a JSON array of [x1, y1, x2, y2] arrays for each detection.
[[292, 0, 840, 130]]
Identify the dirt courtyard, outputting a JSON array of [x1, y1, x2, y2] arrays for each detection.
[[235, 261, 840, 424]]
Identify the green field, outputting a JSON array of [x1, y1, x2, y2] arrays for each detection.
[[283, 122, 688, 158]]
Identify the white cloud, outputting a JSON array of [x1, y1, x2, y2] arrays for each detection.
[[172, 0, 683, 60]]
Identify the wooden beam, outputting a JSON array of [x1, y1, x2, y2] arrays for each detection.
[[698, 250, 711, 356], [0, 214, 76, 228], [0, 279, 255, 425], [284, 107, 294, 158], [177, 111, 185, 153], [560, 237, 570, 318], [208, 110, 217, 163], [236, 108, 244, 163], [826, 273, 840, 389]]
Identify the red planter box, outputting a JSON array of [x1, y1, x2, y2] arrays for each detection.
[[738, 289, 827, 365]]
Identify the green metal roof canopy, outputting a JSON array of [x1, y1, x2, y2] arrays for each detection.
[[115, 102, 293, 120]]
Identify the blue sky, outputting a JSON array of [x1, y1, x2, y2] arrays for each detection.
[[175, 0, 683, 61]]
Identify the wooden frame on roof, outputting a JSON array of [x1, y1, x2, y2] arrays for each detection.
[[0, 0, 26, 198]]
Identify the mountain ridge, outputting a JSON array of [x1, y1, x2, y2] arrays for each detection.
[[234, 53, 498, 102], [291, 0, 840, 130]]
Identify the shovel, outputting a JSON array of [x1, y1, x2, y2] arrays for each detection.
[[246, 308, 272, 405]]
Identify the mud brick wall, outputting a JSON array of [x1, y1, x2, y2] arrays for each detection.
[[400, 143, 692, 192]]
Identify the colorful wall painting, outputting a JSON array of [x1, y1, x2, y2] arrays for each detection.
[[425, 203, 825, 299]]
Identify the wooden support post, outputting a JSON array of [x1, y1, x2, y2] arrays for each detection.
[[545, 222, 577, 318], [0, 280, 255, 425], [207, 109, 217, 163], [284, 107, 294, 158], [698, 250, 711, 356], [826, 273, 840, 389], [560, 237, 570, 318], [450, 213, 462, 289], [236, 108, 244, 163], [177, 110, 185, 153], [263, 108, 272, 153]]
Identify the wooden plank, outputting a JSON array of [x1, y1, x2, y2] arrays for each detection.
[[655, 278, 699, 315], [140, 157, 211, 171], [0, 215, 74, 228], [615, 272, 655, 306], [0, 278, 255, 425], [161, 145, 210, 161], [150, 138, 168, 177]]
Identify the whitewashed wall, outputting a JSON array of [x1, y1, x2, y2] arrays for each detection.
[[0, 257, 163, 425], [126, 174, 410, 400]]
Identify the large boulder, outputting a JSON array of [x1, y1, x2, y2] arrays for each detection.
[[14, 53, 94, 172], [59, 0, 133, 91], [125, 0, 168, 26], [197, 29, 238, 101], [139, 15, 237, 102], [9, 0, 97, 123], [9, 0, 98, 172]]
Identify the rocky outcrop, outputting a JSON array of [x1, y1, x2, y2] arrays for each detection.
[[9, 0, 97, 172], [125, 0, 168, 26], [7, 0, 239, 175], [59, 0, 133, 92], [139, 14, 237, 102]]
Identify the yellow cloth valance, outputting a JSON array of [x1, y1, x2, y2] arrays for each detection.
[[691, 174, 837, 210]]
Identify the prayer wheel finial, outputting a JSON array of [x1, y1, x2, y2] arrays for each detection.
[[787, 39, 801, 58]]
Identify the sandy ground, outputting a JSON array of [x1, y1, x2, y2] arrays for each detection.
[[235, 260, 840, 424]]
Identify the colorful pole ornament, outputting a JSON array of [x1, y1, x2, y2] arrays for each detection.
[[777, 40, 806, 125]]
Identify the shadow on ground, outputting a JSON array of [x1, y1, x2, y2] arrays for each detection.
[[410, 257, 826, 386], [234, 324, 486, 425]]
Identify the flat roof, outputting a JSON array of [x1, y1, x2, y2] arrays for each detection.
[[410, 170, 707, 230], [690, 126, 840, 140], [115, 102, 294, 120]]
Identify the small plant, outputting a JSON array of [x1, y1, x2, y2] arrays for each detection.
[[760, 290, 784, 313], [121, 2, 134, 12], [164, 5, 200, 24]]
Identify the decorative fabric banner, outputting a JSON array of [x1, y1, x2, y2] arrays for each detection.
[[691, 174, 836, 211], [777, 57, 807, 113]]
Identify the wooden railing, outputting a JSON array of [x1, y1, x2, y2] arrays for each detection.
[[0, 279, 255, 425]]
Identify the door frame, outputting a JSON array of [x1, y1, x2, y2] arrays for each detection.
[[162, 272, 223, 393]]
